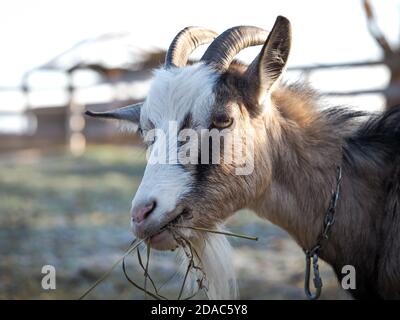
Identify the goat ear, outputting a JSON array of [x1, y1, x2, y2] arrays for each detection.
[[246, 16, 291, 105], [85, 102, 142, 124]]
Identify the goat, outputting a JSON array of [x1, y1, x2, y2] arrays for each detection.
[[86, 16, 400, 300]]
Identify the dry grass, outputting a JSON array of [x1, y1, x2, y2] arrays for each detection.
[[0, 145, 348, 299], [79, 224, 258, 300]]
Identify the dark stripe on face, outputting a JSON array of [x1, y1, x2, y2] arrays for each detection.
[[180, 112, 193, 131], [193, 72, 241, 184], [170, 111, 193, 151], [185, 67, 259, 184], [214, 69, 263, 118], [177, 112, 193, 149]]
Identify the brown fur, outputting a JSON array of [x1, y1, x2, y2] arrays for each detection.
[[179, 67, 400, 299], [90, 20, 400, 299]]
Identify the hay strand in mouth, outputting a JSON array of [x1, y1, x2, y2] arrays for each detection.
[[79, 238, 144, 300], [136, 247, 168, 300], [79, 223, 257, 300], [145, 244, 151, 298], [172, 230, 207, 300], [176, 238, 193, 300], [172, 224, 258, 241], [136, 246, 151, 299], [122, 251, 166, 300]]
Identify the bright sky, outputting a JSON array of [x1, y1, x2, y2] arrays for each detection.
[[0, 0, 399, 114]]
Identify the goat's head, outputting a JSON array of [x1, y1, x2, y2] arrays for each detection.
[[87, 16, 291, 252]]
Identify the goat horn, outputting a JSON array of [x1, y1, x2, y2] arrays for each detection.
[[165, 27, 219, 68], [200, 26, 269, 72]]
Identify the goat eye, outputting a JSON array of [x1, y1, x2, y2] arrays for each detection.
[[212, 116, 234, 129]]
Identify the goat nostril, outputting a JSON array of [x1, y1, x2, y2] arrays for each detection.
[[143, 201, 156, 219], [132, 200, 156, 223]]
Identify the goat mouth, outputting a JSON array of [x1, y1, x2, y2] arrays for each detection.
[[148, 208, 192, 247], [168, 208, 192, 226], [148, 229, 174, 249], [160, 208, 192, 232]]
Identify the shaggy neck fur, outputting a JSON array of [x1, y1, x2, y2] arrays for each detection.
[[175, 226, 237, 300], [251, 84, 400, 299]]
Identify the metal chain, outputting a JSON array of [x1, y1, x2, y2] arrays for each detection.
[[304, 166, 342, 300]]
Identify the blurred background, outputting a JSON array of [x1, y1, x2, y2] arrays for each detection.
[[1, 0, 399, 299]]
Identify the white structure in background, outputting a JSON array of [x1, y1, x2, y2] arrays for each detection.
[[0, 32, 163, 153], [0, 30, 391, 153]]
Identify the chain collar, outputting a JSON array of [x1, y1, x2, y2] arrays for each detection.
[[303, 166, 342, 300]]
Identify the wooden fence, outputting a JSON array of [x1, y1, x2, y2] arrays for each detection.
[[0, 59, 397, 153]]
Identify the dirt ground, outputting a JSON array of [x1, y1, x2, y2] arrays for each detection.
[[0, 145, 350, 300]]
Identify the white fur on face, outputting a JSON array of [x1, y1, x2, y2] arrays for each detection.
[[131, 63, 239, 299], [131, 63, 218, 230], [142, 63, 218, 128]]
